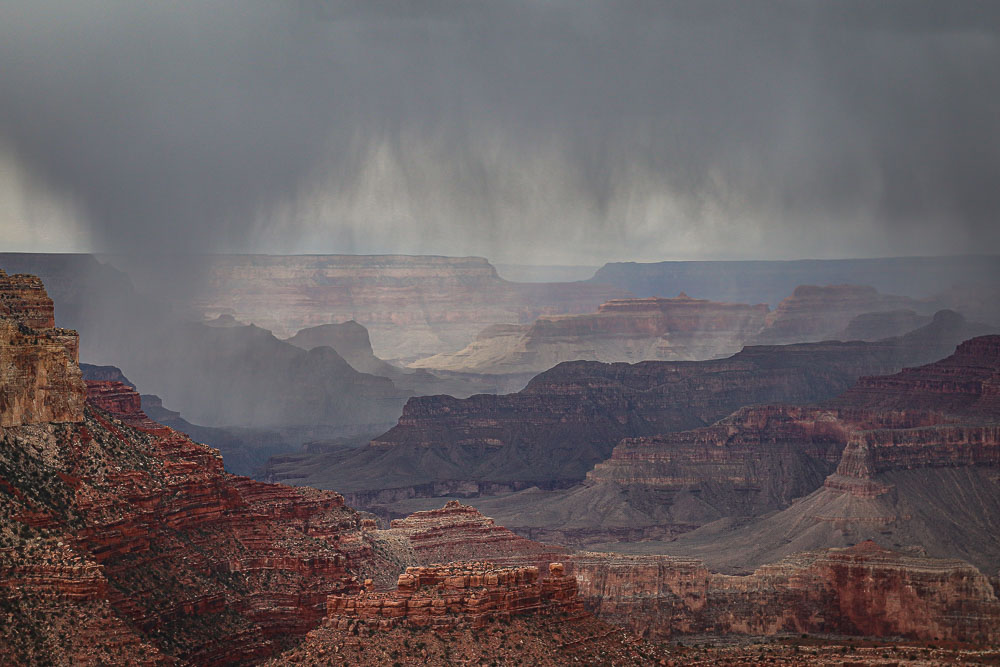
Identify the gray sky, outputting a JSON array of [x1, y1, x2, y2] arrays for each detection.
[[1, 0, 999, 264]]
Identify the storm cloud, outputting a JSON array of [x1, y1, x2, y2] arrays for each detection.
[[1, 0, 999, 263]]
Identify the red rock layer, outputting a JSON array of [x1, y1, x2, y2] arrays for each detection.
[[325, 561, 581, 631], [385, 500, 566, 570], [573, 542, 1000, 644]]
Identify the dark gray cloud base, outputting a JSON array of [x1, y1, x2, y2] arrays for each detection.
[[1, 0, 999, 261]]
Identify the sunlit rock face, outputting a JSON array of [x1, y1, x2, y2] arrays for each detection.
[[0, 269, 84, 427], [410, 294, 771, 374]]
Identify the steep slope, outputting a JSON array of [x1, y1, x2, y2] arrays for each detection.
[[267, 311, 985, 507], [410, 294, 770, 374]]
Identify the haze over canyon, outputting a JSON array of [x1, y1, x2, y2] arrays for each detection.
[[2, 1, 1000, 665]]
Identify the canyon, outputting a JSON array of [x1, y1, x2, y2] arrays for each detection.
[[478, 333, 1000, 554], [4, 268, 1000, 664], [267, 309, 987, 510]]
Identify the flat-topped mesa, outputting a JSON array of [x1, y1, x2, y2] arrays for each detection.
[[573, 542, 1000, 643], [0, 270, 84, 427], [385, 500, 567, 570], [754, 284, 923, 345], [325, 561, 581, 631]]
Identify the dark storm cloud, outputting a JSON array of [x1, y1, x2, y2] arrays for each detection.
[[1, 0, 999, 260]]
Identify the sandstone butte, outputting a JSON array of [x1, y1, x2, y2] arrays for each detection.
[[4, 270, 1000, 666], [274, 308, 985, 507]]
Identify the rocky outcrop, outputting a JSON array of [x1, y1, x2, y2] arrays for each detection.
[[573, 542, 1000, 644], [0, 269, 84, 427], [410, 294, 770, 374], [753, 284, 925, 345], [382, 500, 566, 570], [0, 396, 402, 664], [272, 312, 984, 507], [325, 561, 580, 631]]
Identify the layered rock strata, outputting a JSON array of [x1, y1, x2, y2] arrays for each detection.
[[410, 294, 770, 374], [573, 542, 1000, 644], [383, 500, 566, 570], [0, 275, 407, 664], [609, 334, 1000, 572], [325, 561, 580, 631]]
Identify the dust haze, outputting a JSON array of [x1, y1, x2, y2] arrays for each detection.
[[2, 1, 1000, 264]]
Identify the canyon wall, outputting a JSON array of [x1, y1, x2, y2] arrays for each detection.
[[325, 561, 580, 631], [1, 338, 403, 664]]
